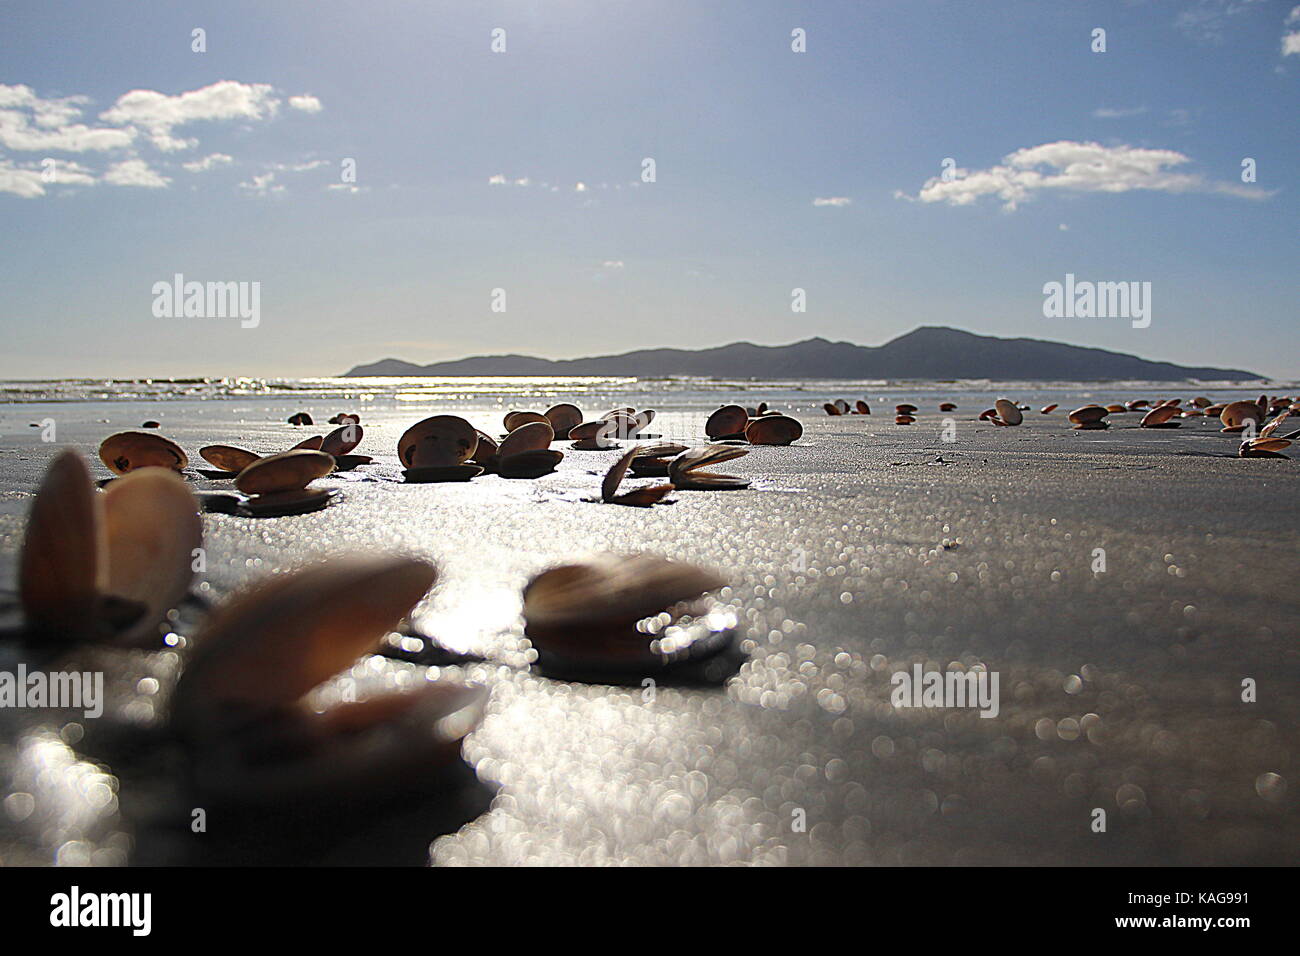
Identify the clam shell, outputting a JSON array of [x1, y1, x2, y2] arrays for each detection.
[[994, 399, 1022, 426], [20, 450, 105, 637], [824, 403, 842, 416], [497, 448, 563, 478], [1041, 404, 1058, 414], [288, 412, 313, 426], [201, 445, 261, 473], [1221, 400, 1263, 431], [1105, 404, 1126, 414], [1072, 421, 1109, 430], [602, 445, 674, 506], [101, 466, 201, 642], [240, 488, 335, 517], [978, 408, 996, 421], [99, 431, 188, 475], [291, 435, 324, 451], [896, 404, 918, 415], [669, 444, 750, 490], [235, 450, 335, 495], [834, 400, 850, 414], [745, 415, 802, 445], [939, 403, 957, 412], [402, 464, 483, 483], [173, 555, 439, 727], [469, 430, 499, 466], [1141, 405, 1180, 427], [504, 411, 548, 432], [320, 424, 363, 457], [855, 401, 870, 414], [1068, 405, 1109, 425], [398, 415, 478, 468], [705, 404, 749, 439], [497, 420, 555, 458], [544, 403, 583, 438], [895, 415, 916, 425]]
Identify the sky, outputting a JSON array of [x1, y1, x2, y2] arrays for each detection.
[[1, 0, 1297, 379]]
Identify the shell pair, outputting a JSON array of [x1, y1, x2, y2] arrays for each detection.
[[398, 415, 562, 481], [705, 405, 803, 445], [19, 450, 200, 645]]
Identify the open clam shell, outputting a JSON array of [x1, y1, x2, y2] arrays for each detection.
[[544, 403, 583, 439], [321, 424, 363, 457], [497, 420, 554, 457], [745, 415, 802, 445], [668, 444, 750, 490], [1140, 405, 1181, 428], [398, 415, 478, 469], [235, 449, 335, 495], [201, 445, 260, 473], [705, 404, 749, 440], [855, 401, 870, 414], [1068, 405, 1109, 425], [1220, 400, 1264, 433], [601, 446, 673, 507], [99, 431, 188, 475], [523, 554, 736, 680]]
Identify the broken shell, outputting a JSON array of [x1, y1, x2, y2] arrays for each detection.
[[705, 404, 749, 439], [544, 403, 583, 439], [668, 444, 750, 490], [321, 424, 363, 457], [201, 445, 261, 473], [1140, 405, 1181, 428], [99, 431, 188, 475], [1068, 405, 1109, 425], [994, 399, 1022, 426], [235, 450, 335, 496], [398, 415, 478, 468], [523, 554, 735, 679], [855, 401, 870, 415], [1041, 404, 1058, 414], [288, 412, 313, 426], [744, 415, 802, 445]]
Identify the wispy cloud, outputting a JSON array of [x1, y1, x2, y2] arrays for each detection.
[[1283, 5, 1300, 55], [895, 140, 1269, 211], [103, 158, 169, 188], [812, 196, 852, 207], [1091, 106, 1147, 119], [288, 94, 323, 113], [1175, 0, 1267, 45], [181, 152, 233, 173]]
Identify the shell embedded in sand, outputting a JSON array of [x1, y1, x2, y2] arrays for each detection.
[[398, 415, 479, 468], [288, 412, 313, 426], [895, 414, 916, 425], [320, 424, 363, 457], [1140, 405, 1181, 428], [291, 435, 324, 451], [470, 430, 499, 465], [235, 449, 335, 495], [1041, 404, 1058, 414], [824, 402, 842, 416], [21, 449, 200, 644], [99, 432, 188, 475], [745, 415, 802, 445], [705, 404, 749, 439], [668, 444, 750, 490], [200, 444, 260, 473], [855, 401, 870, 415], [497, 449, 563, 478], [1220, 400, 1264, 433], [994, 399, 1023, 426], [523, 553, 733, 676], [1068, 405, 1108, 425], [544, 403, 583, 438], [938, 402, 957, 412]]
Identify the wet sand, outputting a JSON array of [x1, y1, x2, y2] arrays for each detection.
[[0, 403, 1297, 865]]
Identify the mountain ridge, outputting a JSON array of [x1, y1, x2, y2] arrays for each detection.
[[342, 326, 1263, 381]]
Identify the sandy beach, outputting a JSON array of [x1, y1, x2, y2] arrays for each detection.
[[0, 391, 1295, 866]]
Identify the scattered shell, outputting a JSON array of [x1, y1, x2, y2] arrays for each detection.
[[601, 446, 673, 507], [398, 415, 478, 469], [938, 403, 957, 412], [895, 415, 916, 425], [855, 401, 870, 415], [745, 414, 802, 445], [469, 430, 499, 467], [705, 405, 748, 439], [1240, 412, 1297, 458], [201, 444, 260, 473], [99, 431, 188, 475], [895, 403, 918, 415], [288, 412, 313, 426], [321, 424, 363, 457], [497, 449, 563, 479], [994, 399, 1023, 426], [628, 442, 689, 477], [1220, 399, 1264, 434], [1140, 405, 1181, 428], [327, 412, 361, 425], [291, 435, 325, 451], [824, 403, 842, 416], [504, 410, 549, 432], [142, 420, 160, 429], [978, 408, 997, 421], [497, 420, 554, 457], [403, 464, 483, 483], [668, 445, 750, 490], [1068, 405, 1109, 425], [834, 399, 850, 414], [1041, 404, 1058, 414], [235, 450, 335, 496], [1105, 404, 1126, 414], [544, 403, 583, 439], [522, 553, 735, 679]]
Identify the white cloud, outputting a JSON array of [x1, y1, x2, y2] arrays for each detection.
[[574, 182, 587, 192], [897, 140, 1268, 211], [103, 159, 169, 188], [181, 152, 233, 173], [288, 94, 323, 113], [488, 174, 508, 185], [100, 80, 280, 151], [601, 260, 625, 270], [0, 84, 135, 152], [1283, 6, 1300, 54], [239, 171, 284, 197], [812, 196, 852, 207], [0, 158, 96, 197], [1176, 0, 1267, 45], [1091, 106, 1147, 119]]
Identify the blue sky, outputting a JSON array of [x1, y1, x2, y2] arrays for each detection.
[[1, 0, 1297, 378]]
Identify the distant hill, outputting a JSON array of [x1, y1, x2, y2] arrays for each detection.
[[343, 326, 1262, 381]]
